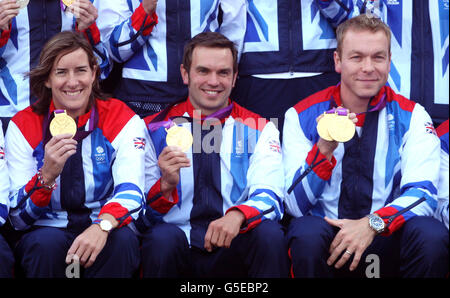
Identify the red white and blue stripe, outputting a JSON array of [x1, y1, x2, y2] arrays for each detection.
[[140, 99, 284, 246], [283, 85, 441, 235], [5, 98, 147, 231]]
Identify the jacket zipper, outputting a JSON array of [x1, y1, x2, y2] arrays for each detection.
[[383, 196, 427, 228]]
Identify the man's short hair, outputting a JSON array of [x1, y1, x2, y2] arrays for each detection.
[[336, 14, 391, 57], [182, 32, 238, 73]]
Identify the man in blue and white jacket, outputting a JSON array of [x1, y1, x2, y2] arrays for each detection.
[[283, 14, 448, 277], [231, 0, 359, 132], [96, 0, 246, 117], [139, 32, 288, 277], [0, 0, 111, 128], [317, 0, 449, 125], [0, 121, 14, 278]]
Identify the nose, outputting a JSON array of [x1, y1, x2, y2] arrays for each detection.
[[361, 57, 375, 73], [66, 72, 79, 88], [206, 72, 219, 86]]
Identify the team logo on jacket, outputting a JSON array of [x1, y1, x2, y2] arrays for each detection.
[[0, 146, 4, 160], [425, 122, 437, 135], [269, 139, 281, 153], [133, 137, 146, 150], [95, 146, 106, 164]]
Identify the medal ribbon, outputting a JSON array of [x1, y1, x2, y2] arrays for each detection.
[[147, 103, 234, 132], [328, 93, 387, 115], [43, 106, 99, 145]]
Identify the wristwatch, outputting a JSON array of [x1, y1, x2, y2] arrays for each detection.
[[367, 213, 385, 234], [93, 219, 113, 233]]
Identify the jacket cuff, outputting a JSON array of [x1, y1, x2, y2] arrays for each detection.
[[131, 4, 158, 36], [306, 144, 336, 180], [374, 207, 406, 236], [99, 202, 132, 228], [76, 22, 101, 45], [146, 179, 179, 214], [0, 26, 11, 48], [227, 205, 261, 233], [25, 174, 53, 208]]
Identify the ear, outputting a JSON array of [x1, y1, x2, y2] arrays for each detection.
[[45, 80, 51, 89], [388, 51, 392, 72], [91, 65, 97, 81], [334, 51, 342, 74], [232, 71, 238, 88], [180, 64, 189, 85]]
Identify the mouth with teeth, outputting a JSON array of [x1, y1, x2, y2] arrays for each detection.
[[64, 90, 82, 96], [203, 89, 221, 96]]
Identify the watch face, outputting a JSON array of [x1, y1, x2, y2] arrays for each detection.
[[100, 220, 112, 231], [369, 215, 385, 232]]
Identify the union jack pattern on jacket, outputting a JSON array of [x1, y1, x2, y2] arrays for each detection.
[[5, 98, 146, 231], [283, 85, 440, 235], [140, 99, 284, 246]]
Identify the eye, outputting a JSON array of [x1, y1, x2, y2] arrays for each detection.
[[55, 69, 66, 76], [76, 67, 88, 73], [197, 67, 208, 74], [219, 70, 231, 77]]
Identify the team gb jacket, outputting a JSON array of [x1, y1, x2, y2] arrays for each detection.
[[5, 98, 147, 232]]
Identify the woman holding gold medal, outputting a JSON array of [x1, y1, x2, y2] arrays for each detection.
[[4, 31, 146, 277]]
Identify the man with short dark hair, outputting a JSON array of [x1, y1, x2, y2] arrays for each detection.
[[283, 14, 448, 277], [139, 32, 289, 278]]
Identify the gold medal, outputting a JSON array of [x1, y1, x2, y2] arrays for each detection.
[[316, 113, 335, 141], [16, 0, 29, 9], [49, 110, 77, 138], [165, 125, 193, 152], [62, 0, 75, 6], [328, 114, 355, 142]]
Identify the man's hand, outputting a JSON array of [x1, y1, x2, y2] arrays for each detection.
[[204, 210, 245, 252], [70, 0, 98, 31], [158, 146, 190, 198], [324, 216, 376, 271], [40, 134, 77, 185], [142, 0, 157, 15], [66, 214, 118, 268], [0, 0, 19, 31], [316, 110, 358, 161]]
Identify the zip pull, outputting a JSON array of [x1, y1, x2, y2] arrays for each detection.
[[384, 196, 427, 226]]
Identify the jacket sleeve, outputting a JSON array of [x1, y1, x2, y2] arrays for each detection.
[[0, 25, 11, 48], [315, 0, 379, 28], [5, 121, 53, 231], [374, 104, 441, 235], [96, 1, 158, 63], [143, 130, 179, 217], [282, 107, 336, 218], [73, 0, 113, 80], [219, 0, 246, 60], [98, 115, 147, 227], [0, 123, 9, 226], [435, 120, 449, 229], [227, 121, 285, 233]]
